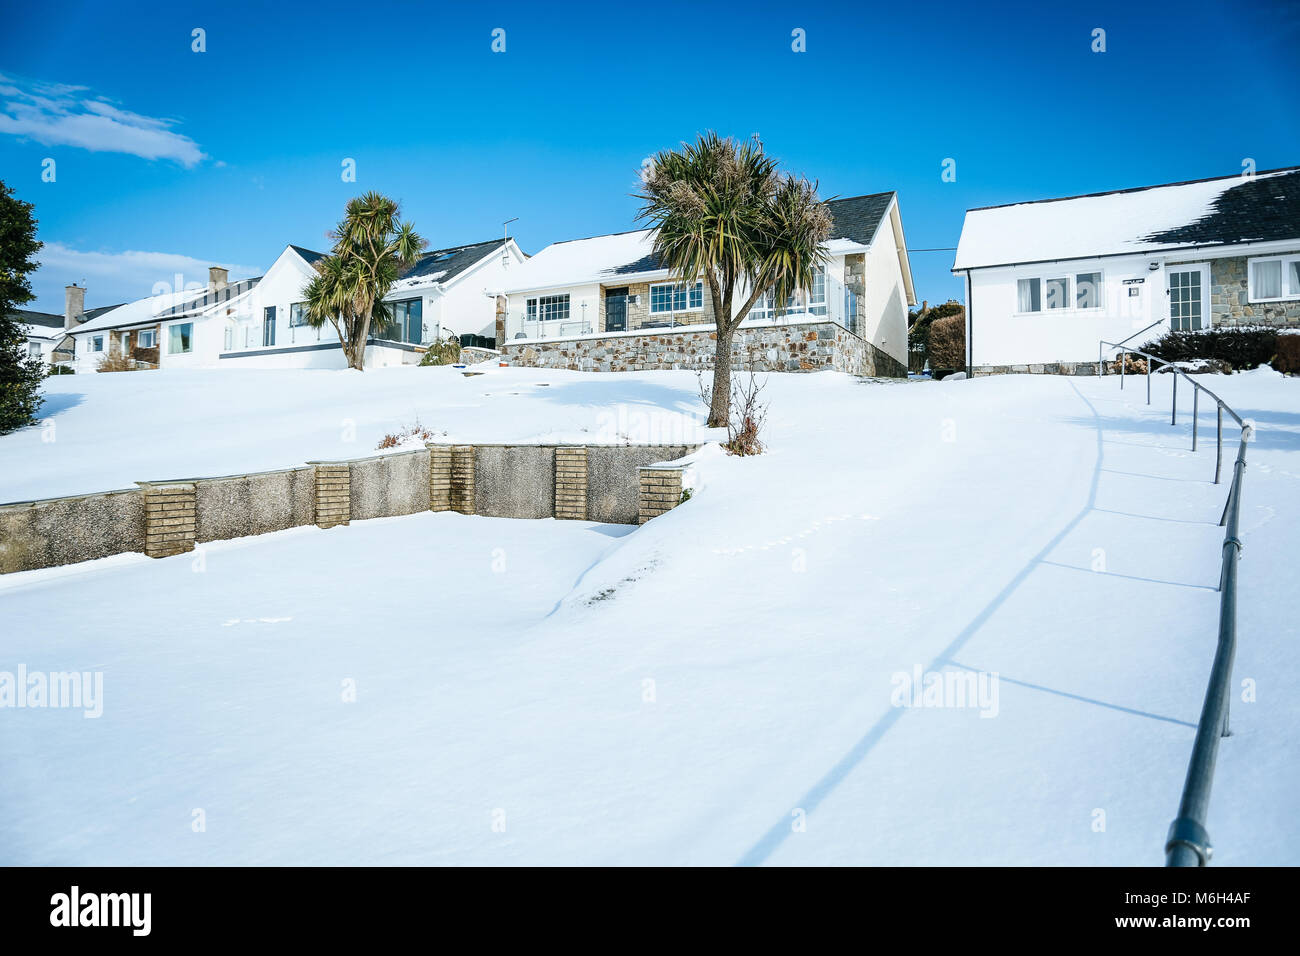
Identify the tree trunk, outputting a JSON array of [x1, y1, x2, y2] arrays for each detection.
[[708, 328, 733, 428]]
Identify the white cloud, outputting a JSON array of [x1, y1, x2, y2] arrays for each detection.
[[0, 73, 206, 166], [31, 242, 263, 312]]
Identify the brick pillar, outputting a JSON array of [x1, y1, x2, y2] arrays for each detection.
[[494, 295, 507, 347], [428, 445, 452, 512], [554, 446, 588, 520], [638, 467, 684, 524], [451, 445, 476, 514], [311, 462, 351, 528], [138, 481, 197, 557]]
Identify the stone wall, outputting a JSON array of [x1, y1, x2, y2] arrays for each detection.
[[972, 361, 1101, 377], [502, 320, 906, 377], [0, 443, 699, 574], [0, 488, 145, 574], [1174, 254, 1300, 327]]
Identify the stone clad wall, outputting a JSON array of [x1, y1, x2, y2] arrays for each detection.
[[502, 320, 906, 377], [1175, 254, 1300, 327]]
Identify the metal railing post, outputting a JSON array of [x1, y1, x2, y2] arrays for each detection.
[[1215, 405, 1223, 485], [1098, 342, 1103, 377], [1171, 372, 1177, 426], [1120, 349, 1126, 389], [1146, 359, 1151, 405], [1192, 388, 1199, 451]]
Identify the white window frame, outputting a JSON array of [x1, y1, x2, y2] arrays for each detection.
[[138, 329, 157, 349], [1015, 270, 1106, 315], [91, 335, 104, 352], [526, 294, 570, 323], [750, 268, 828, 322], [168, 322, 194, 355], [648, 281, 705, 317], [1246, 254, 1300, 303]]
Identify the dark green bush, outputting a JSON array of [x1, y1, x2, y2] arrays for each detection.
[[419, 338, 462, 366], [1145, 327, 1278, 371]]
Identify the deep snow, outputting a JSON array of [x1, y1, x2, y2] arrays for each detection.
[[0, 365, 1296, 865]]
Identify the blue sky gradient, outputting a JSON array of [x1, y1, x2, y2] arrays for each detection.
[[2, 0, 1298, 313]]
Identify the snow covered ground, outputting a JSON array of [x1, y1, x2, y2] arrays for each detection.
[[0, 365, 1296, 865]]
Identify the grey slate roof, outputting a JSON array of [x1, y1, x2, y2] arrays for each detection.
[[400, 239, 508, 284], [604, 193, 895, 276], [824, 192, 896, 244], [293, 239, 509, 287], [10, 308, 64, 329], [1141, 167, 1300, 246]]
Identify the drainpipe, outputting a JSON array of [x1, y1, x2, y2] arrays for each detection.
[[964, 271, 973, 377]]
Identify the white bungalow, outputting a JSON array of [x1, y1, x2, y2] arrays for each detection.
[[66, 237, 526, 371], [952, 166, 1300, 374], [497, 192, 916, 374]]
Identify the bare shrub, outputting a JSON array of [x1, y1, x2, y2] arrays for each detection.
[[699, 367, 768, 456], [419, 337, 462, 366], [376, 419, 438, 450], [1108, 354, 1149, 375], [95, 351, 135, 373], [1274, 333, 1300, 374]]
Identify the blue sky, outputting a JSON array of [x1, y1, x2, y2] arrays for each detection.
[[2, 0, 1298, 314]]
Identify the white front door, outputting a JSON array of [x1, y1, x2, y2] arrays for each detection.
[[1166, 264, 1210, 331]]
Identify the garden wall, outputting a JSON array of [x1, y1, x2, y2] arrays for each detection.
[[501, 320, 906, 378], [0, 443, 697, 574]]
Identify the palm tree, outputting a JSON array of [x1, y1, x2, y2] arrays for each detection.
[[637, 133, 831, 427], [304, 192, 426, 370]]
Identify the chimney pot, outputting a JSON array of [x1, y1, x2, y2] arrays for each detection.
[[64, 284, 86, 330]]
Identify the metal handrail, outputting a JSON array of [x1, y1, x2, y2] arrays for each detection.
[[1098, 338, 1252, 866], [1111, 319, 1166, 350]]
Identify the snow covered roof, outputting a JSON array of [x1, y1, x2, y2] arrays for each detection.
[[505, 193, 897, 294], [21, 323, 60, 340], [156, 277, 263, 320], [68, 286, 214, 335], [953, 166, 1300, 271]]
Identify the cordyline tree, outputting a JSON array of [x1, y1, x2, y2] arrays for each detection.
[[304, 192, 426, 370], [0, 180, 45, 434], [637, 132, 831, 427]]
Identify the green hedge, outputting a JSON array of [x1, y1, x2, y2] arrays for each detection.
[[1145, 327, 1279, 371]]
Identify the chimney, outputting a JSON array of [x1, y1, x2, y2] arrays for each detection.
[[64, 284, 86, 330], [208, 266, 229, 295]]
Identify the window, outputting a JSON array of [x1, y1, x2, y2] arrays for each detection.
[[1248, 255, 1300, 302], [28, 343, 41, 359], [92, 335, 104, 352], [1075, 273, 1103, 309], [386, 298, 423, 344], [290, 302, 310, 327], [139, 329, 156, 348], [263, 307, 276, 347], [1018, 273, 1101, 313], [750, 269, 827, 322], [649, 281, 704, 316], [223, 325, 234, 351], [1044, 277, 1070, 310], [526, 294, 571, 323], [168, 323, 193, 354], [1016, 278, 1041, 313]]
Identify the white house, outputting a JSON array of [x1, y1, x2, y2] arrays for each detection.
[[952, 166, 1300, 374], [12, 309, 65, 364], [496, 192, 916, 375], [66, 237, 526, 372]]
